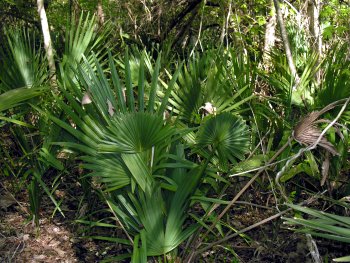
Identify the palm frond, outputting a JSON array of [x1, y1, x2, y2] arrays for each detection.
[[0, 86, 46, 112], [316, 44, 350, 107], [196, 112, 250, 165], [0, 28, 48, 91], [168, 49, 254, 124], [99, 112, 174, 153]]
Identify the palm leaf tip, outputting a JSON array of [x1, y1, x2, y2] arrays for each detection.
[[196, 112, 250, 162]]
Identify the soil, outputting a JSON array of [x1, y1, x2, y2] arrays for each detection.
[[1, 178, 349, 263]]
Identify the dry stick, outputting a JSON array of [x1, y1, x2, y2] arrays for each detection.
[[234, 201, 274, 210], [105, 199, 134, 245], [273, 0, 300, 87], [190, 0, 206, 57], [185, 136, 293, 262], [194, 191, 324, 257], [247, 128, 271, 159], [0, 182, 29, 215], [195, 207, 291, 256], [228, 155, 291, 179]]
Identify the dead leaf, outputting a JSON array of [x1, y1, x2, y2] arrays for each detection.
[[81, 92, 92, 105], [0, 193, 16, 210], [321, 151, 330, 186], [107, 99, 115, 116], [23, 234, 30, 241], [34, 254, 47, 260], [199, 102, 217, 115], [293, 111, 338, 156]]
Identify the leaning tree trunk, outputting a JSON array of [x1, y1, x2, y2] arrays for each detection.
[[97, 0, 105, 27], [262, 0, 277, 71], [37, 0, 56, 88], [273, 0, 300, 88], [308, 0, 322, 84]]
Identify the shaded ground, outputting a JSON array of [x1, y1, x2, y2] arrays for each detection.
[[0, 177, 127, 263], [1, 179, 348, 262]]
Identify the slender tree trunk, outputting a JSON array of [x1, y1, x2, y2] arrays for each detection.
[[219, 1, 226, 45], [219, 15, 226, 45], [273, 0, 300, 88], [157, 2, 163, 39], [262, 0, 277, 70], [219, 0, 232, 47], [37, 0, 56, 88], [225, 0, 232, 48], [97, 0, 105, 27], [308, 0, 322, 83]]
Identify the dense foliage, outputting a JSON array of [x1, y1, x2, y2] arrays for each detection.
[[1, 0, 350, 262]]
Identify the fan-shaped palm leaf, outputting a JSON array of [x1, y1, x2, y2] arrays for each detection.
[[168, 49, 254, 124], [42, 48, 215, 259], [0, 28, 48, 91], [196, 112, 250, 164], [62, 12, 110, 69], [316, 44, 350, 107], [99, 112, 174, 153]]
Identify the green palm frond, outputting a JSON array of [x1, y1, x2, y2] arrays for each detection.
[[99, 112, 174, 153], [196, 112, 250, 164], [81, 155, 131, 192], [284, 204, 350, 261], [42, 48, 226, 258], [62, 12, 110, 69], [267, 50, 319, 107], [0, 86, 46, 112], [316, 44, 350, 107], [115, 46, 155, 90], [0, 28, 48, 91], [168, 49, 254, 124]]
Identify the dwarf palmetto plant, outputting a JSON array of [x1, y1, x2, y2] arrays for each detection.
[[39, 49, 250, 260], [316, 44, 350, 109], [0, 13, 116, 231], [168, 49, 255, 125], [61, 12, 111, 73], [267, 49, 319, 110], [0, 27, 54, 226]]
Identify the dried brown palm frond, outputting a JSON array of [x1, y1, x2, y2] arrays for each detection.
[[292, 103, 340, 156]]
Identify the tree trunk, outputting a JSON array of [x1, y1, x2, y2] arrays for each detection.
[[219, 0, 232, 47], [308, 0, 322, 84], [37, 0, 56, 88], [224, 0, 232, 48], [262, 0, 277, 70], [97, 0, 105, 27], [219, 12, 226, 45], [273, 0, 300, 88]]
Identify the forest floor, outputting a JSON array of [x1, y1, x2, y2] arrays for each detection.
[[0, 176, 348, 263]]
